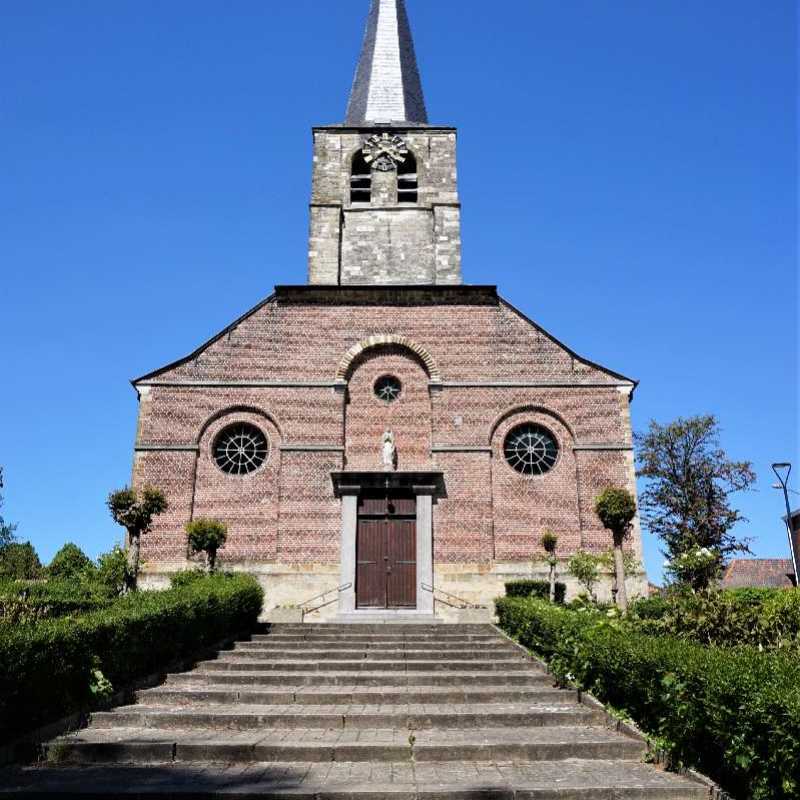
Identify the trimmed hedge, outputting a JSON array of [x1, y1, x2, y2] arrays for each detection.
[[505, 579, 566, 604], [0, 579, 112, 623], [496, 596, 800, 800], [0, 573, 263, 744]]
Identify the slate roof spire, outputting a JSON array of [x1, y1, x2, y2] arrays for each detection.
[[345, 0, 429, 125]]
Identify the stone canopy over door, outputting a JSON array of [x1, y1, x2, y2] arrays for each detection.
[[332, 472, 444, 616]]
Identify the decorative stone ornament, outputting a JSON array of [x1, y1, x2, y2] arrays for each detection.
[[362, 133, 408, 172]]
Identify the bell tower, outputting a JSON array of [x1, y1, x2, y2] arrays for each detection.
[[307, 0, 462, 286]]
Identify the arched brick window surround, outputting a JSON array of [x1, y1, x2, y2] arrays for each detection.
[[488, 405, 576, 447], [336, 335, 441, 383], [196, 406, 283, 445]]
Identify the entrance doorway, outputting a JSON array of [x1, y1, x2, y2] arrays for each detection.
[[356, 491, 417, 609]]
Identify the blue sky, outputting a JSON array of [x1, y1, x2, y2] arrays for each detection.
[[0, 0, 796, 583]]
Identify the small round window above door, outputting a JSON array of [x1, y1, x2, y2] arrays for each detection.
[[374, 375, 402, 403]]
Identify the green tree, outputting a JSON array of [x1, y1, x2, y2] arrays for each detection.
[[568, 550, 602, 602], [595, 487, 637, 613], [186, 518, 228, 573], [0, 467, 17, 550], [107, 486, 168, 592], [635, 415, 755, 589], [95, 544, 131, 597], [48, 542, 94, 580], [541, 530, 559, 603], [0, 541, 42, 579]]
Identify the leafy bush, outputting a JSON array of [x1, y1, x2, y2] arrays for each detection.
[[496, 596, 800, 800], [170, 568, 209, 589], [48, 543, 94, 580], [567, 550, 603, 599], [505, 579, 566, 604], [628, 593, 670, 620], [0, 573, 263, 744], [0, 542, 42, 579], [94, 545, 131, 598], [629, 588, 800, 650]]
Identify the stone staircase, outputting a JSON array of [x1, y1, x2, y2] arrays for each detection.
[[3, 624, 708, 798]]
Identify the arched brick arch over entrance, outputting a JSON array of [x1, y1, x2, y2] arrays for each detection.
[[335, 334, 442, 383]]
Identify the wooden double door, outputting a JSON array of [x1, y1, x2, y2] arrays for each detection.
[[356, 491, 417, 609]]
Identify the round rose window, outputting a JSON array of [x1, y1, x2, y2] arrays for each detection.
[[213, 423, 268, 475], [504, 424, 559, 476]]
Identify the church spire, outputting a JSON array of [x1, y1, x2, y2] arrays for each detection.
[[345, 0, 428, 125]]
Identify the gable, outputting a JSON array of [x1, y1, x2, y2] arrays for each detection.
[[132, 286, 637, 393]]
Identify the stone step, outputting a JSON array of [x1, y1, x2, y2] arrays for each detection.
[[46, 725, 647, 765], [91, 702, 599, 731], [138, 684, 572, 706], [0, 760, 709, 799], [203, 659, 531, 673], [236, 637, 518, 651], [224, 648, 524, 661], [249, 637, 507, 648], [269, 624, 493, 634], [171, 670, 550, 687], [252, 633, 505, 642]]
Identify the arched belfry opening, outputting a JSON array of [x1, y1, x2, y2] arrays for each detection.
[[398, 150, 418, 203], [350, 151, 372, 203]]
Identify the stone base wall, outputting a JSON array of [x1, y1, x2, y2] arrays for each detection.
[[139, 559, 649, 623]]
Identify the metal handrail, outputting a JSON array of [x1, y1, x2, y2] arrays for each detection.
[[300, 583, 352, 619], [420, 582, 487, 610]]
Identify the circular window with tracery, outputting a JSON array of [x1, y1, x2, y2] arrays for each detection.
[[374, 375, 402, 403], [213, 423, 268, 475], [504, 424, 559, 476]]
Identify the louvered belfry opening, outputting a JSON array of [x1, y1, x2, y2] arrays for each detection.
[[350, 151, 372, 203], [397, 150, 418, 203]]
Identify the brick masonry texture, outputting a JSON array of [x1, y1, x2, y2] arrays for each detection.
[[132, 287, 643, 608]]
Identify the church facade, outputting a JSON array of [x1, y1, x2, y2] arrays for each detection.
[[131, 0, 646, 619]]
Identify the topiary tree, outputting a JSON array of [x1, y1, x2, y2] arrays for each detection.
[[107, 486, 168, 592], [0, 541, 42, 579], [185, 518, 228, 573], [568, 550, 602, 602], [48, 542, 94, 580], [595, 487, 637, 613], [541, 530, 559, 603]]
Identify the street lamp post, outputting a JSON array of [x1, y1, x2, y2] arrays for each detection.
[[772, 463, 799, 587]]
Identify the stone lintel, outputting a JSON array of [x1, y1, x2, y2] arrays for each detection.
[[331, 471, 446, 498]]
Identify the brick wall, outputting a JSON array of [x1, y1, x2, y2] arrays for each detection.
[[132, 287, 640, 581]]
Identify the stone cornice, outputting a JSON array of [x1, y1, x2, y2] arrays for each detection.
[[438, 381, 635, 389], [135, 381, 339, 389]]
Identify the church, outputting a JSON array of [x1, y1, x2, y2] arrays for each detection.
[[131, 0, 646, 619]]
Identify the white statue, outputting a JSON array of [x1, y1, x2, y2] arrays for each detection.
[[381, 430, 396, 471]]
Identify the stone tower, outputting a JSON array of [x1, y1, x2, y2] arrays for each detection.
[[307, 0, 462, 286]]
